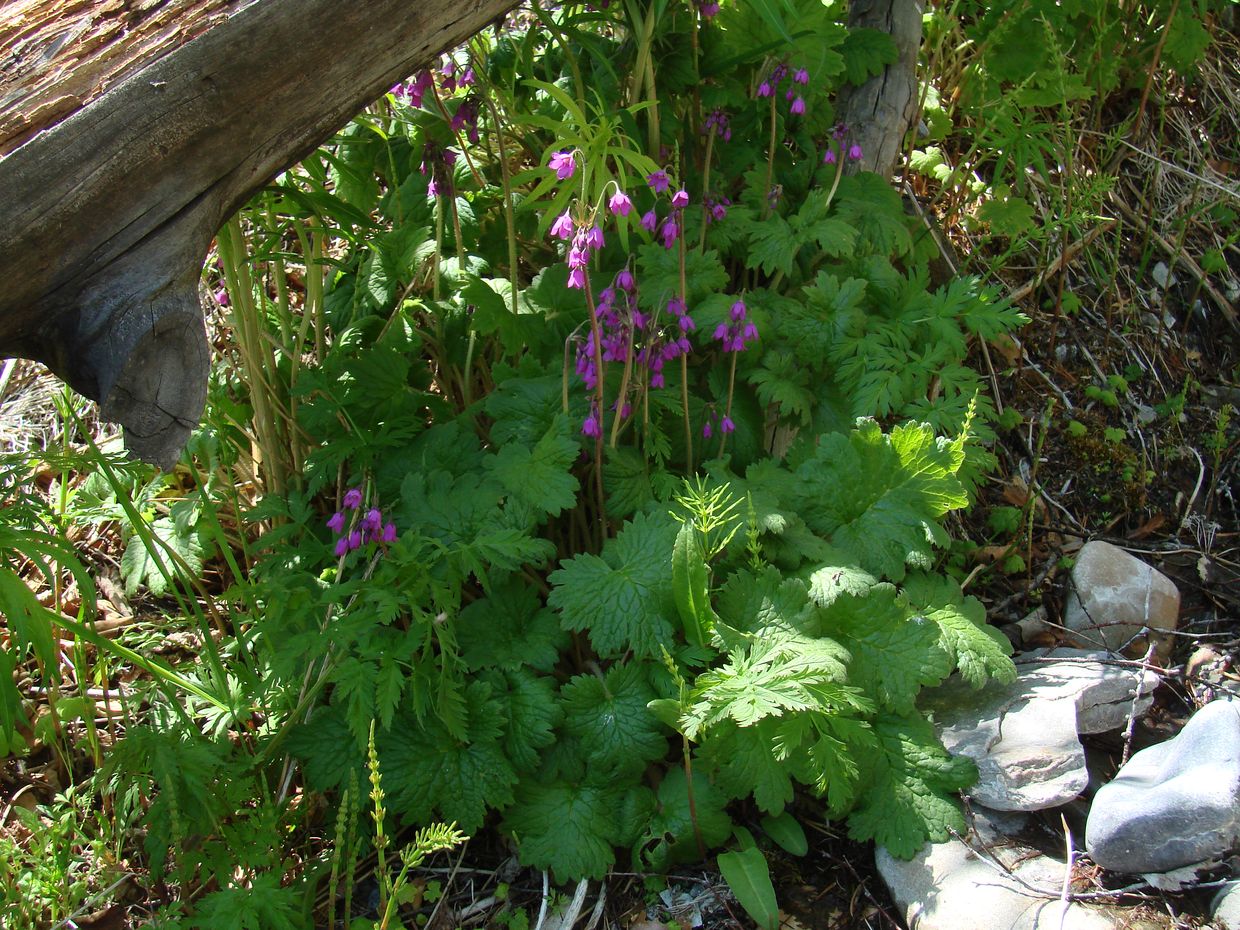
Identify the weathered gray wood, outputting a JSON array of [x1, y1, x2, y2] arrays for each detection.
[[0, 0, 244, 157], [836, 0, 923, 180], [0, 0, 516, 465]]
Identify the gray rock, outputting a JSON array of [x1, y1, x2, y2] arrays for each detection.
[[1063, 541, 1180, 658], [925, 649, 1158, 811], [1152, 261, 1177, 288], [1213, 881, 1240, 930], [876, 832, 1157, 930], [1086, 699, 1240, 874]]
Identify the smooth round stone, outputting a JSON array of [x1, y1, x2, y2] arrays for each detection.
[[1086, 699, 1240, 874]]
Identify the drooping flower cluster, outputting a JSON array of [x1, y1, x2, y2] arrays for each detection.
[[540, 158, 709, 437], [552, 203, 605, 291], [450, 98, 480, 143], [392, 70, 433, 107], [549, 149, 577, 180], [573, 268, 697, 434], [421, 141, 458, 198], [713, 298, 758, 353], [392, 58, 479, 143], [327, 487, 397, 558], [824, 122, 865, 165], [637, 296, 695, 390], [702, 108, 732, 141], [702, 406, 735, 439], [757, 62, 809, 116], [438, 58, 475, 94], [702, 194, 731, 224], [697, 0, 720, 18], [608, 189, 633, 216], [638, 170, 689, 250]]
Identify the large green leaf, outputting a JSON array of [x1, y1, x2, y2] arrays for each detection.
[[846, 711, 976, 859], [789, 419, 969, 581], [548, 512, 679, 657]]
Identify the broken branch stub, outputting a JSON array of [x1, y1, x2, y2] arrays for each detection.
[[0, 0, 517, 466]]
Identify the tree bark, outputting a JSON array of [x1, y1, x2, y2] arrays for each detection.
[[836, 0, 924, 180], [0, 0, 516, 466]]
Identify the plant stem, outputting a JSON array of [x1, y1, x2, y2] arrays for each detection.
[[608, 327, 635, 448], [683, 737, 707, 860], [481, 90, 521, 317], [583, 275, 608, 544], [678, 219, 694, 471], [433, 192, 444, 302], [718, 350, 737, 458], [698, 131, 715, 252], [762, 93, 777, 218]]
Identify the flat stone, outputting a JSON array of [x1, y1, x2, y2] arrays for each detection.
[[876, 833, 1159, 930], [1213, 882, 1240, 930], [925, 649, 1158, 811], [1063, 541, 1180, 658], [1086, 699, 1240, 874]]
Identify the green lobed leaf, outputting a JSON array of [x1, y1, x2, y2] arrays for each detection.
[[486, 374, 566, 448], [1163, 10, 1212, 73], [503, 778, 653, 881], [846, 711, 976, 859], [635, 243, 729, 309], [977, 192, 1035, 238], [789, 419, 969, 581], [806, 560, 879, 607], [777, 712, 874, 817], [832, 173, 913, 256], [745, 216, 799, 277], [682, 632, 853, 739], [329, 656, 378, 747], [634, 766, 733, 871], [700, 718, 796, 815], [190, 872, 301, 930], [482, 668, 561, 774], [375, 655, 406, 731], [382, 682, 517, 834], [901, 572, 1016, 688], [487, 414, 581, 519], [749, 350, 816, 425], [286, 705, 363, 791], [120, 516, 203, 597], [838, 27, 899, 85], [814, 584, 953, 713], [548, 511, 679, 657], [716, 566, 814, 637], [461, 276, 549, 357], [457, 578, 569, 673], [560, 663, 668, 778], [603, 445, 658, 519]]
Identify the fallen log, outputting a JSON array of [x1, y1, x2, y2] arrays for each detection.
[[0, 0, 516, 466]]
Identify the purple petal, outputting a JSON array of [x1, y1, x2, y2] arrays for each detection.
[[550, 211, 575, 240], [608, 191, 633, 216]]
